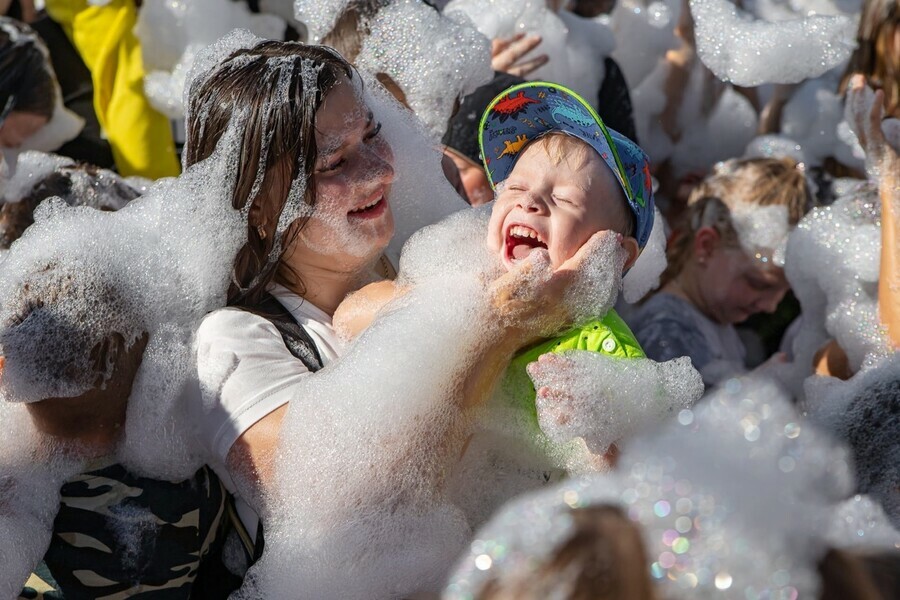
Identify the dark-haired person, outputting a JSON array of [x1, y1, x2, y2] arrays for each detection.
[[0, 17, 83, 170]]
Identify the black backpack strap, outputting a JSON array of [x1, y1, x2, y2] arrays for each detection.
[[252, 294, 325, 373]]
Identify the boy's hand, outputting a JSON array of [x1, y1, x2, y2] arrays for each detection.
[[528, 351, 702, 455]]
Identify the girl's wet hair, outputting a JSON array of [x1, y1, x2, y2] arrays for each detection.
[[839, 0, 900, 118], [182, 40, 353, 309], [0, 18, 56, 120]]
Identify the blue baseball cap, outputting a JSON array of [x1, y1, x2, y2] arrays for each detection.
[[478, 82, 654, 249]]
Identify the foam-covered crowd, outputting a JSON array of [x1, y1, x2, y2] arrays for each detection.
[[0, 0, 898, 598]]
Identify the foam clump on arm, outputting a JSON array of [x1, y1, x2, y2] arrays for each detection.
[[528, 352, 702, 454]]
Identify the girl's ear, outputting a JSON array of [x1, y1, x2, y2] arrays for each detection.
[[693, 226, 721, 263], [621, 236, 640, 271]]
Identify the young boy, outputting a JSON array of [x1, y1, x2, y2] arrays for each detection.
[[337, 81, 655, 418], [478, 82, 654, 423]]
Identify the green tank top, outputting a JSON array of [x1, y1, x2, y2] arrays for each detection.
[[503, 309, 645, 427]]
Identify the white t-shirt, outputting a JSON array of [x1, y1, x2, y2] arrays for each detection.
[[194, 284, 344, 537]]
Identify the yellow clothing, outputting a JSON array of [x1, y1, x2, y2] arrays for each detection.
[[45, 0, 179, 179]]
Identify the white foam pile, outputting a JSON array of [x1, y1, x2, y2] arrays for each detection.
[[293, 0, 355, 43], [237, 203, 677, 597], [688, 0, 855, 87], [447, 373, 899, 599], [730, 201, 790, 266], [528, 353, 701, 455], [234, 210, 501, 599], [784, 182, 888, 381], [0, 151, 73, 204], [0, 402, 84, 598], [0, 150, 138, 211], [0, 114, 250, 478], [608, 0, 679, 96], [135, 0, 285, 119], [356, 0, 492, 139], [622, 207, 668, 303], [606, 0, 683, 165], [445, 0, 616, 109], [363, 73, 472, 265], [0, 38, 265, 586], [670, 85, 758, 177]]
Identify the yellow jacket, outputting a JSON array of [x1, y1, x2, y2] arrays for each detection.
[[45, 0, 179, 179]]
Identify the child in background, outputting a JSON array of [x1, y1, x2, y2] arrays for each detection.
[[627, 157, 811, 387]]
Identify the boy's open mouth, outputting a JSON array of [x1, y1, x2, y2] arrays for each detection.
[[505, 224, 548, 262]]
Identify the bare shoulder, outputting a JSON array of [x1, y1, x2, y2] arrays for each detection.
[[333, 280, 406, 341]]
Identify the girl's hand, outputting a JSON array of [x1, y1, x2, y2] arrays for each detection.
[[846, 74, 900, 174]]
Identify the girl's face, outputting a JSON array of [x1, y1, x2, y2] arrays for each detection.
[[698, 246, 790, 324], [0, 111, 48, 148], [286, 78, 395, 268]]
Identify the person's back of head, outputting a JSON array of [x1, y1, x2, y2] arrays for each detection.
[[473, 505, 656, 600], [0, 257, 146, 407], [0, 17, 54, 119], [817, 547, 885, 600], [0, 161, 140, 249]]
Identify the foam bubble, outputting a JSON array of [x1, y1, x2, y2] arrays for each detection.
[[528, 353, 702, 454], [0, 402, 84, 596], [0, 151, 74, 204], [689, 0, 855, 86], [730, 202, 791, 266], [445, 0, 616, 109], [784, 184, 889, 383], [805, 354, 900, 528], [622, 207, 668, 303], [135, 2, 285, 119], [356, 0, 492, 139], [447, 374, 858, 600], [293, 0, 355, 43]]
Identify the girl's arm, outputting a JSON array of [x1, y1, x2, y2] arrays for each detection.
[[848, 76, 900, 348]]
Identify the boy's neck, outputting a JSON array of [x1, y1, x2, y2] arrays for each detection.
[[27, 390, 128, 456]]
